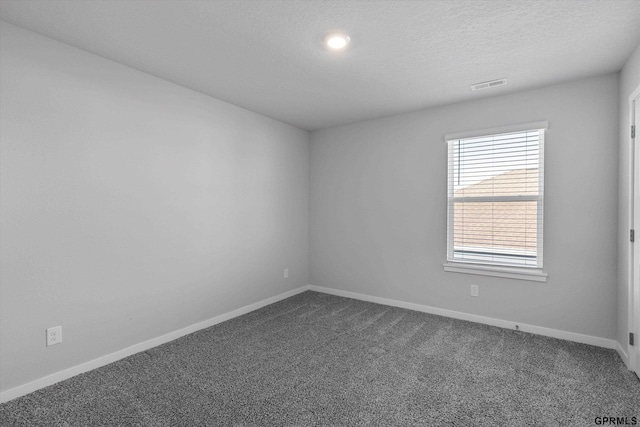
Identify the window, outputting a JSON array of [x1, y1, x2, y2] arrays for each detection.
[[444, 122, 547, 280]]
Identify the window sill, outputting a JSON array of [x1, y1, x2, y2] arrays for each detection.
[[443, 262, 548, 282]]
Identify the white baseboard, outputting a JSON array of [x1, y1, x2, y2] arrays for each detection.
[[308, 285, 617, 350], [616, 341, 630, 368], [2, 284, 621, 404], [0, 286, 310, 404]]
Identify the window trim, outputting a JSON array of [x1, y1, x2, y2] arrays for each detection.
[[444, 121, 548, 142], [444, 121, 548, 280], [443, 262, 548, 282]]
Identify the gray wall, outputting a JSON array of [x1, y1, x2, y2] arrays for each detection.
[[310, 74, 619, 340], [618, 42, 640, 351], [0, 22, 309, 392]]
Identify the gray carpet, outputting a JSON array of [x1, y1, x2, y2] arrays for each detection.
[[1, 291, 639, 426]]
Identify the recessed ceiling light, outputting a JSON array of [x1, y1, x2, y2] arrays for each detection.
[[325, 33, 350, 50]]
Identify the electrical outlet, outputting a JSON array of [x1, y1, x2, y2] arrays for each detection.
[[284, 268, 289, 279], [470, 285, 479, 297], [46, 325, 62, 347]]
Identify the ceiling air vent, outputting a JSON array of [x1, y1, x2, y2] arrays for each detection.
[[471, 78, 507, 91]]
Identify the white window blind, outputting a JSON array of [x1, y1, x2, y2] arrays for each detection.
[[446, 122, 546, 268]]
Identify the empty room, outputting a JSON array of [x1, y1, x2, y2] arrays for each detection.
[[1, 0, 640, 425]]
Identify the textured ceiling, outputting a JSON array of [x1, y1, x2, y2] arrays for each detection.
[[1, 0, 640, 130]]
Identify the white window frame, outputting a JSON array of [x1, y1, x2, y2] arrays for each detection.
[[443, 121, 548, 282]]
